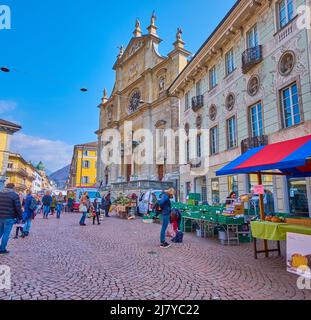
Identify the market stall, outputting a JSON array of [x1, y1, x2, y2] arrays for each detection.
[[111, 194, 137, 220], [216, 134, 311, 258]]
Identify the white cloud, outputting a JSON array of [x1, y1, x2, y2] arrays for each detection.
[[0, 100, 17, 115], [10, 133, 73, 172]]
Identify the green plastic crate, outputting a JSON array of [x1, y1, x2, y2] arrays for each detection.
[[218, 215, 245, 225]]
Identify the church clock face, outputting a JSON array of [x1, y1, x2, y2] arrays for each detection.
[[128, 90, 141, 114]]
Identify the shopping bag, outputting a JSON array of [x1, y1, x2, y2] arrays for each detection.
[[166, 224, 176, 238]]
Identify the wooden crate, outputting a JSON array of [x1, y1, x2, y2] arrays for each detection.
[[285, 218, 311, 227]]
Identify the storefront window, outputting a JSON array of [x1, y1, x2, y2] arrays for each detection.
[[228, 176, 238, 196], [288, 178, 309, 217], [249, 174, 275, 215], [211, 178, 220, 205]]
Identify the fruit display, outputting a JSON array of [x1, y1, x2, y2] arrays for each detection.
[[265, 216, 285, 223], [113, 195, 132, 206]]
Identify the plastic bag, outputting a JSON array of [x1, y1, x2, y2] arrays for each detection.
[[166, 224, 176, 238]]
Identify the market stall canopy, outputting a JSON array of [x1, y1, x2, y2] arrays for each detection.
[[216, 135, 311, 178]]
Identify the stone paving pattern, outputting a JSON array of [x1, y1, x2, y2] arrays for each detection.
[[0, 213, 311, 300]]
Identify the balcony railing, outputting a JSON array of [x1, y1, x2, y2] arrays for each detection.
[[7, 167, 28, 177], [241, 135, 268, 154], [191, 95, 204, 112], [242, 45, 263, 74]]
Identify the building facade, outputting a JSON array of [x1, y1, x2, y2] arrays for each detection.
[[6, 153, 38, 192], [96, 14, 191, 191], [170, 0, 311, 217], [69, 142, 98, 188], [0, 119, 21, 189]]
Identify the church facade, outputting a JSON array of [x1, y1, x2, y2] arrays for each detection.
[[96, 14, 191, 191]]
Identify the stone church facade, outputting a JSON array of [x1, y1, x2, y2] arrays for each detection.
[[96, 14, 191, 191]]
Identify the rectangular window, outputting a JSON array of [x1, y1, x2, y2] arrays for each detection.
[[82, 176, 89, 184], [7, 163, 13, 169], [247, 24, 259, 48], [209, 66, 217, 89], [227, 116, 237, 149], [225, 49, 235, 75], [197, 134, 202, 158], [249, 102, 264, 137], [82, 160, 90, 169], [288, 178, 309, 217], [186, 140, 190, 163], [83, 150, 89, 156], [210, 126, 218, 155], [280, 83, 301, 128], [211, 178, 220, 205], [228, 176, 239, 196], [185, 92, 190, 111], [278, 0, 294, 29], [196, 80, 202, 96]]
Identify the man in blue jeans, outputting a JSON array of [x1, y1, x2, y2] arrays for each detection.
[[154, 188, 175, 249], [0, 183, 23, 254], [42, 191, 52, 219]]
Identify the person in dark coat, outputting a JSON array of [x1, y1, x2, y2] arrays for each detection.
[[42, 191, 52, 219], [154, 188, 176, 249], [22, 190, 36, 237], [101, 193, 111, 218], [0, 183, 23, 254]]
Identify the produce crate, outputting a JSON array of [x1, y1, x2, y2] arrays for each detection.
[[188, 193, 201, 201], [218, 215, 245, 225], [239, 234, 252, 243]]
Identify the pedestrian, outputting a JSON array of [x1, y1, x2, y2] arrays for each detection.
[[154, 188, 176, 249], [56, 192, 66, 219], [22, 190, 37, 237], [51, 195, 56, 215], [42, 191, 53, 219], [19, 192, 25, 209], [14, 219, 25, 239], [0, 183, 23, 254], [79, 192, 92, 226], [92, 198, 101, 225], [67, 194, 74, 213], [101, 193, 112, 218], [35, 195, 42, 217]]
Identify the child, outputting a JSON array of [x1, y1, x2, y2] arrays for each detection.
[[14, 212, 27, 239], [93, 199, 101, 225]]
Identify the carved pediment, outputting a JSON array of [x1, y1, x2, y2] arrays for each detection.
[[121, 37, 146, 62]]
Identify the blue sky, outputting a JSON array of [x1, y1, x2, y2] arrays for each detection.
[[0, 0, 236, 171]]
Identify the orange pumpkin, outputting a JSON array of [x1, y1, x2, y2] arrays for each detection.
[[265, 216, 272, 222], [271, 216, 281, 223]]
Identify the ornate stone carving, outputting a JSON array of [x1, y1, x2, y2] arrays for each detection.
[[279, 51, 295, 76], [247, 75, 260, 96], [159, 76, 165, 91], [184, 123, 190, 136], [209, 105, 217, 121], [225, 93, 235, 111], [196, 115, 202, 129]]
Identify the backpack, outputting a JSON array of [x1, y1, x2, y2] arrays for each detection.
[[29, 198, 37, 211], [172, 231, 184, 243]]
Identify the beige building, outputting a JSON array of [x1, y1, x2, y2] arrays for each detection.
[[96, 14, 191, 191], [170, 0, 311, 216]]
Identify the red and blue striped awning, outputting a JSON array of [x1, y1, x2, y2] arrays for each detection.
[[216, 135, 311, 178]]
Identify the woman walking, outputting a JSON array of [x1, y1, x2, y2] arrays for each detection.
[[79, 192, 92, 226], [51, 195, 56, 216], [56, 192, 65, 219]]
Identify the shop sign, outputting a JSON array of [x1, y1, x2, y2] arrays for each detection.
[[253, 184, 264, 195]]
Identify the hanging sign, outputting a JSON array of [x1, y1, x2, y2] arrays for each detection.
[[253, 185, 264, 195]]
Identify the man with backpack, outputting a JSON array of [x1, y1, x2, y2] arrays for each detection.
[[22, 190, 37, 237], [0, 183, 23, 254]]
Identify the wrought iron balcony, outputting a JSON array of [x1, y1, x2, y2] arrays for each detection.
[[242, 45, 263, 74], [191, 95, 204, 112], [241, 135, 268, 154]]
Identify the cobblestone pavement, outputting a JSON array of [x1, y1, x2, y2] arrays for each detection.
[[0, 213, 310, 300]]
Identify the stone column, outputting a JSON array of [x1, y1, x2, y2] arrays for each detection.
[[306, 177, 311, 218]]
